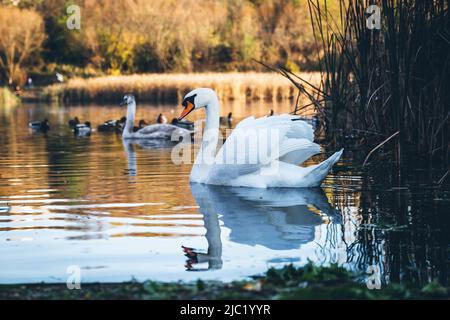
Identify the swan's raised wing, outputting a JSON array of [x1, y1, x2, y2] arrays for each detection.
[[207, 114, 320, 183], [234, 114, 315, 141], [273, 114, 315, 141], [245, 115, 320, 166], [278, 137, 321, 165]]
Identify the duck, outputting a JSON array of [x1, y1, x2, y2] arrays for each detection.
[[220, 112, 233, 124], [220, 112, 233, 127], [120, 94, 192, 140], [97, 117, 126, 132], [177, 88, 343, 188], [133, 119, 148, 132], [73, 121, 92, 135], [29, 119, 50, 132], [68, 116, 80, 128], [171, 117, 195, 130], [156, 113, 168, 124]]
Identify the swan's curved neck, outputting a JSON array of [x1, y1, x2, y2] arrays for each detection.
[[203, 96, 220, 136], [191, 95, 220, 182], [123, 101, 136, 135]]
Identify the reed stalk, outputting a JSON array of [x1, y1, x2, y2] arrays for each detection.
[[276, 0, 449, 180]]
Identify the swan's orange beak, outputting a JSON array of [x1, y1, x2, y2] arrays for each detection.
[[178, 102, 195, 120]]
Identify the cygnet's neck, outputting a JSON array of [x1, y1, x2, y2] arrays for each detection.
[[123, 101, 136, 134]]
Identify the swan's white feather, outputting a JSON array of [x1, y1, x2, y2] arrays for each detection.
[[227, 148, 343, 188], [127, 124, 191, 139], [278, 138, 321, 165], [236, 114, 315, 141], [207, 120, 289, 183], [207, 114, 323, 186], [185, 88, 342, 188]]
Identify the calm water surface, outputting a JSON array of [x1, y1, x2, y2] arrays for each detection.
[[0, 102, 448, 285]]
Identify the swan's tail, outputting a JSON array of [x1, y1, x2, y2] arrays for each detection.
[[302, 148, 344, 187]]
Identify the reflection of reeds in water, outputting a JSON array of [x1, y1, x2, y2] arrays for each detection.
[[348, 178, 449, 286], [276, 0, 449, 179], [43, 72, 321, 104]]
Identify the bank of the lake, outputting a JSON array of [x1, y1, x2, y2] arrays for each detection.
[[1, 263, 448, 300], [42, 72, 320, 104]]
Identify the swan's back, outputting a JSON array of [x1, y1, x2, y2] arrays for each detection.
[[133, 124, 191, 139], [205, 114, 342, 188], [234, 114, 314, 141], [209, 114, 318, 178]]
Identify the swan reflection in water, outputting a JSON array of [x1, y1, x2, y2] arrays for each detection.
[[184, 183, 342, 271], [122, 139, 178, 177]]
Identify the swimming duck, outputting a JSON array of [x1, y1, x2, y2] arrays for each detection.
[[68, 117, 80, 128], [73, 121, 92, 135], [220, 112, 233, 126], [97, 117, 126, 132], [171, 118, 195, 130], [29, 119, 50, 132], [133, 119, 148, 132], [156, 113, 168, 124]]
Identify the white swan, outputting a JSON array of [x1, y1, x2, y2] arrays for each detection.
[[178, 88, 343, 188], [120, 94, 192, 139]]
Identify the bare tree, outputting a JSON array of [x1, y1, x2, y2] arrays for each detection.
[[0, 6, 45, 85]]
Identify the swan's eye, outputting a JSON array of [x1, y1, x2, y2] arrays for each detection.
[[182, 93, 197, 107]]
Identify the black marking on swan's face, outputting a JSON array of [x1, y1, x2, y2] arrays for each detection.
[[121, 93, 135, 105], [182, 93, 197, 108]]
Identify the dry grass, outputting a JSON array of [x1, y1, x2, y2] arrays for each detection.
[[43, 72, 321, 104]]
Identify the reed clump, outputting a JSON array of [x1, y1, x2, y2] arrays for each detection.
[[280, 0, 449, 181], [42, 72, 321, 104]]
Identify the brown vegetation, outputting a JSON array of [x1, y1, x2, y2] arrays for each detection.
[[0, 6, 45, 85], [79, 0, 338, 73], [0, 0, 339, 85], [43, 72, 321, 104]]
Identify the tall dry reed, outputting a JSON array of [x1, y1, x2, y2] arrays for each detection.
[[277, 0, 449, 182], [43, 72, 320, 104]]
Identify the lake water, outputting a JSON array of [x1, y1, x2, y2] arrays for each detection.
[[0, 102, 448, 285]]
